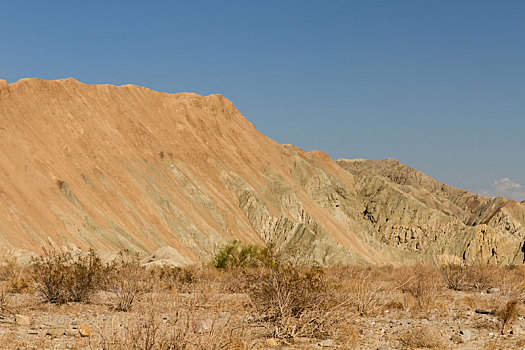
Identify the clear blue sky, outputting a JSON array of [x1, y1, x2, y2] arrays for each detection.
[[1, 1, 524, 200]]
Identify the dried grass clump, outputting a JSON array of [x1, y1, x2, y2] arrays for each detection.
[[350, 268, 388, 316], [0, 258, 31, 294], [398, 326, 443, 349], [152, 265, 197, 292], [496, 298, 519, 335]]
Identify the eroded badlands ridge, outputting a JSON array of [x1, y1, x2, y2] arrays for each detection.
[[0, 78, 523, 265]]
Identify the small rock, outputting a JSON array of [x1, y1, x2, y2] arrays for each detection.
[[15, 315, 31, 326], [66, 328, 79, 337], [460, 329, 472, 341], [475, 309, 491, 315], [487, 288, 500, 294], [451, 334, 463, 344], [294, 337, 312, 344], [194, 319, 212, 334], [46, 327, 66, 337], [265, 338, 279, 347], [28, 329, 39, 335], [318, 339, 335, 347], [78, 324, 91, 337]]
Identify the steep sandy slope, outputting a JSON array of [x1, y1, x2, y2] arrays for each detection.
[[0, 78, 392, 265], [1, 78, 523, 265], [338, 158, 525, 264]]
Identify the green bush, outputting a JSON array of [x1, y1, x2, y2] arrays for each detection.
[[212, 240, 263, 269]]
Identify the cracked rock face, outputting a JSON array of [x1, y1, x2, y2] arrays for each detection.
[[0, 78, 523, 266], [338, 158, 525, 264]]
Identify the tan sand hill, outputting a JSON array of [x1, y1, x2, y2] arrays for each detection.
[[0, 78, 523, 265]]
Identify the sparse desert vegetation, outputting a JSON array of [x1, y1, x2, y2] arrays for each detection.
[[0, 243, 524, 349]]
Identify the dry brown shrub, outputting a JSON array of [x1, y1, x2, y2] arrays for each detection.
[[383, 294, 415, 312], [150, 265, 198, 292], [496, 298, 519, 335], [438, 261, 475, 291], [241, 251, 355, 343], [107, 250, 150, 311], [0, 285, 15, 318], [0, 257, 32, 293], [398, 326, 443, 349], [333, 266, 389, 316], [465, 264, 500, 291], [31, 249, 107, 304], [496, 266, 525, 298], [398, 265, 444, 311], [244, 262, 327, 338], [438, 261, 510, 292]]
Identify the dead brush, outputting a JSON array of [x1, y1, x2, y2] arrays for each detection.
[[398, 326, 443, 349], [352, 268, 387, 316], [31, 248, 107, 304], [241, 250, 355, 344], [334, 266, 394, 316], [0, 257, 32, 293], [467, 264, 500, 291], [438, 261, 474, 291], [0, 285, 15, 318], [497, 266, 525, 298], [243, 261, 327, 338], [99, 291, 249, 350], [150, 265, 197, 293], [496, 298, 520, 335], [107, 250, 150, 311], [398, 265, 444, 311]]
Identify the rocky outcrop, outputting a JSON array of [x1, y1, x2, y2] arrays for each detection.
[[338, 158, 525, 264]]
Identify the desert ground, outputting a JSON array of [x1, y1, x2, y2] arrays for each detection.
[[0, 246, 524, 350]]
